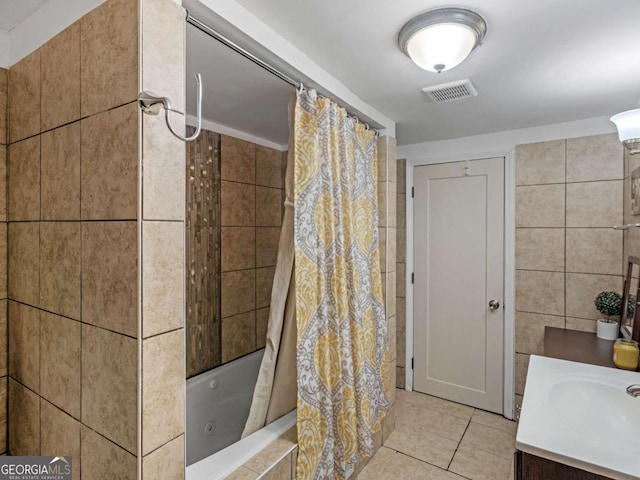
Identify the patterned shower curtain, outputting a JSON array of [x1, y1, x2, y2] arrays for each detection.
[[294, 89, 390, 480]]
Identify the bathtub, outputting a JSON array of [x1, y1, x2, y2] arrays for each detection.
[[186, 348, 297, 479]]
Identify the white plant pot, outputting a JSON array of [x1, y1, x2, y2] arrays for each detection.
[[596, 319, 619, 340]]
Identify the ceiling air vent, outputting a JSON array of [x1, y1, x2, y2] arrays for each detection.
[[422, 79, 477, 103]]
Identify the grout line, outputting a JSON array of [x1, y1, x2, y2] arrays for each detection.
[[515, 268, 622, 278], [4, 76, 9, 454], [138, 7, 145, 469], [81, 421, 138, 458], [38, 123, 42, 456], [385, 448, 470, 478], [4, 100, 139, 147], [142, 326, 184, 342], [140, 432, 184, 458], [446, 412, 473, 471], [516, 178, 624, 188], [516, 226, 617, 229], [139, 218, 184, 223], [6, 299, 141, 339], [79, 168, 83, 476], [564, 140, 567, 330], [7, 219, 138, 223]]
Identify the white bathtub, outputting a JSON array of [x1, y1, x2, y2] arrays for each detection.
[[185, 348, 296, 479], [187, 410, 297, 480]]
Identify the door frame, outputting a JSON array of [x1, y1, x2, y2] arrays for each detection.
[[404, 148, 516, 419]]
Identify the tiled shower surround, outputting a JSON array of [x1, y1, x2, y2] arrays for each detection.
[[2, 0, 397, 478], [219, 136, 286, 364], [186, 131, 286, 377], [5, 0, 187, 478], [6, 5, 139, 477]]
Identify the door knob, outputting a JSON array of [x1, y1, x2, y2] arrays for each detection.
[[489, 300, 500, 311]]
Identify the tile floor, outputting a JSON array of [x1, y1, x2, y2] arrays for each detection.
[[360, 389, 517, 480]]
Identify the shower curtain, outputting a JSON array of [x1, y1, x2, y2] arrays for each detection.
[[242, 97, 298, 437], [294, 89, 390, 479]]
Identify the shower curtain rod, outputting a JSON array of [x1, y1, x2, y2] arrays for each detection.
[[186, 13, 300, 90], [185, 12, 379, 134]]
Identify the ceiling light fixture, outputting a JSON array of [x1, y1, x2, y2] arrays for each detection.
[[398, 7, 487, 73], [611, 109, 640, 155]]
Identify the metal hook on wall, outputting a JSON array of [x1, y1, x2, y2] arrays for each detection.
[[138, 73, 203, 142]]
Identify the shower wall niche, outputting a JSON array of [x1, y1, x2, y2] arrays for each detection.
[[186, 131, 286, 377]]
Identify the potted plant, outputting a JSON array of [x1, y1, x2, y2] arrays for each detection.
[[594, 291, 624, 340]]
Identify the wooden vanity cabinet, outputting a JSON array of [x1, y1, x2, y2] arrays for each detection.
[[514, 451, 614, 480]]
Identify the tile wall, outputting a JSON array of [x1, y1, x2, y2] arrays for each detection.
[[5, 0, 185, 477], [185, 130, 286, 378], [514, 134, 624, 408], [139, 0, 186, 478], [219, 135, 286, 364], [6, 0, 140, 477], [396, 159, 406, 390], [0, 66, 7, 454], [4, 0, 397, 476], [379, 134, 398, 439], [352, 135, 398, 477]]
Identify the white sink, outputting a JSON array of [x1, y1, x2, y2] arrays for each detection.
[[546, 376, 640, 451], [517, 356, 640, 480]]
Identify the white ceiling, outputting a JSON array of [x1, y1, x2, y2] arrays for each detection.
[[186, 24, 294, 147], [0, 0, 48, 31], [233, 0, 640, 145], [6, 0, 639, 146]]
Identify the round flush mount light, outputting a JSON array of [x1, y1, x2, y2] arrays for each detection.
[[398, 7, 487, 73]]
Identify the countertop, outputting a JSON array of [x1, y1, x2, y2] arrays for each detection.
[[544, 326, 616, 368], [516, 355, 640, 480]]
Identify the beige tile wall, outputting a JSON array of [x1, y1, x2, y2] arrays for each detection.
[[0, 66, 7, 454], [396, 159, 406, 390], [514, 134, 624, 407], [6, 0, 140, 477], [139, 0, 186, 478], [352, 135, 397, 478], [219, 135, 286, 364], [4, 1, 398, 477]]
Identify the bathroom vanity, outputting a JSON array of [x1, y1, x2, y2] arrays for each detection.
[[543, 327, 616, 368], [515, 452, 614, 480], [514, 355, 640, 480]]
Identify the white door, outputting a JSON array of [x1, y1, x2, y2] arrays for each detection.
[[413, 157, 504, 413]]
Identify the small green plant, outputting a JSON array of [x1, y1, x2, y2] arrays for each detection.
[[594, 291, 632, 323]]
